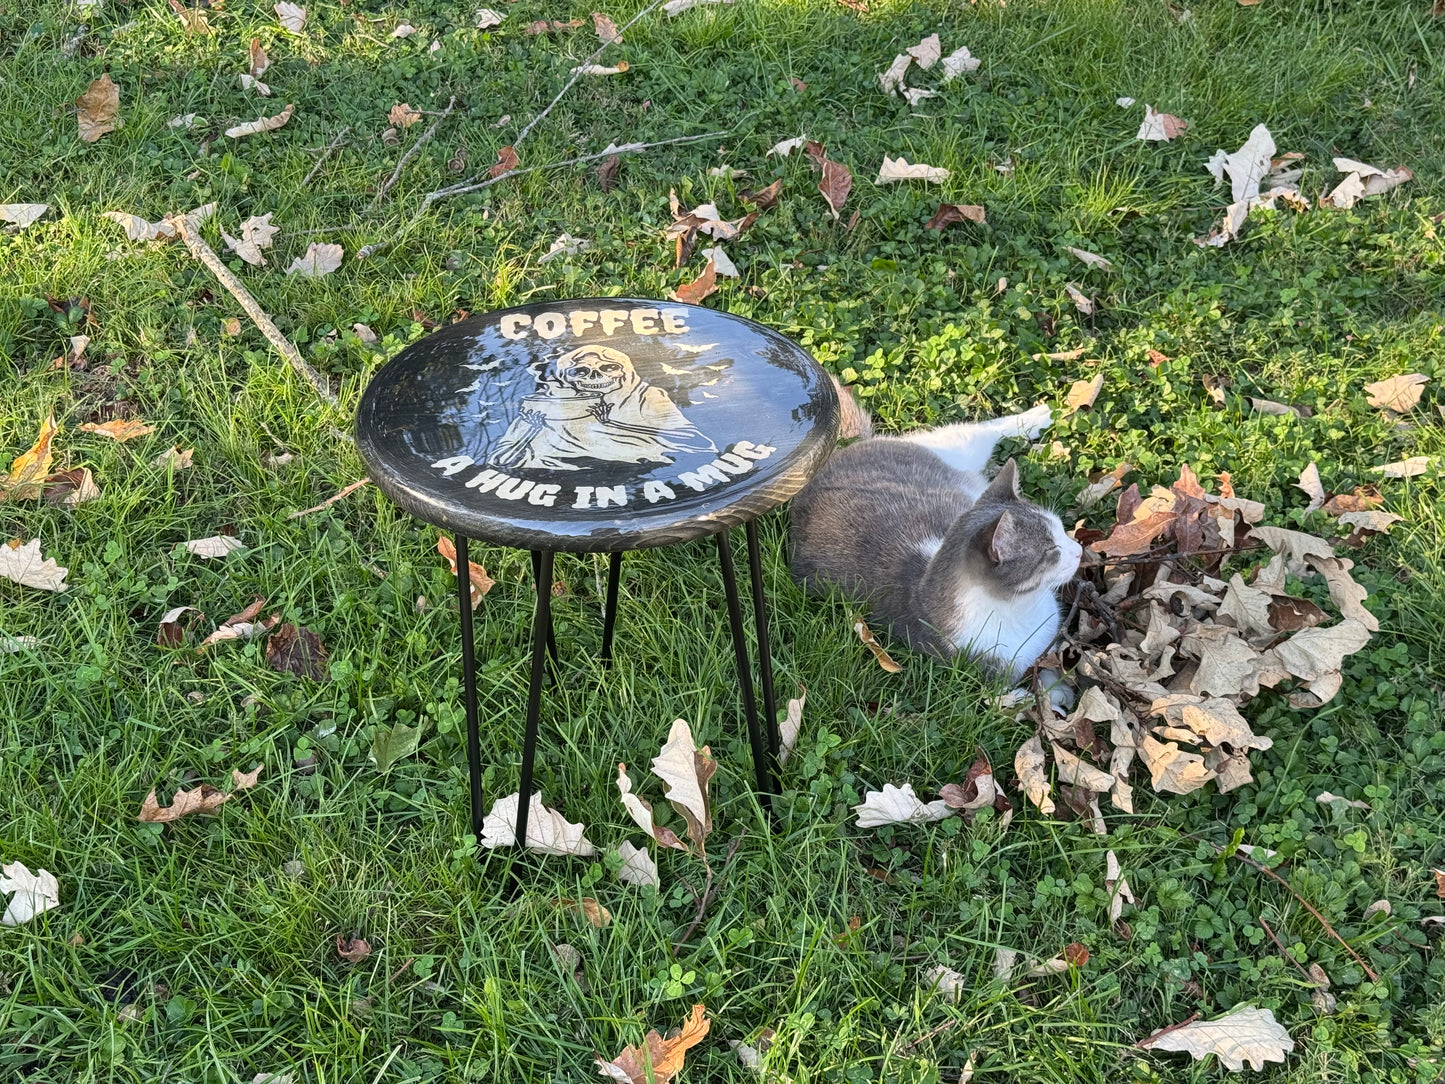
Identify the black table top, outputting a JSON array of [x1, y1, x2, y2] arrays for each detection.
[[355, 300, 840, 552]]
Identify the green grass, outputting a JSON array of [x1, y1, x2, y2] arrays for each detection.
[[2, 0, 1444, 1080]]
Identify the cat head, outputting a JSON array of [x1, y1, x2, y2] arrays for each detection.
[[956, 460, 1082, 596]]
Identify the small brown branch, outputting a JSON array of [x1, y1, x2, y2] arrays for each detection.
[[355, 131, 726, 259], [1217, 845, 1380, 981], [302, 125, 352, 187], [288, 476, 371, 519], [387, 956, 416, 985], [897, 1018, 959, 1056], [512, 0, 664, 148], [368, 96, 457, 212], [170, 212, 338, 408], [1258, 916, 1314, 980], [672, 831, 746, 952], [1135, 1013, 1200, 1049]]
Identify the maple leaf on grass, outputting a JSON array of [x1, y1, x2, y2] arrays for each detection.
[[437, 534, 494, 607], [1, 862, 61, 926], [597, 1004, 709, 1084], [0, 414, 58, 502], [480, 792, 596, 856], [136, 766, 263, 822], [77, 75, 120, 143], [1137, 1006, 1294, 1071], [0, 539, 69, 592]]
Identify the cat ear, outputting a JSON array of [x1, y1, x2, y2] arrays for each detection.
[[987, 510, 1023, 563], [982, 459, 1021, 501]]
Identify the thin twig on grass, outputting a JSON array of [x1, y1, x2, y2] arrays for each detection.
[[512, 0, 665, 148], [369, 96, 458, 212], [170, 212, 339, 409], [356, 131, 727, 259], [288, 477, 371, 519], [672, 830, 746, 952], [302, 125, 352, 187], [1257, 916, 1315, 981], [1202, 841, 1380, 981]]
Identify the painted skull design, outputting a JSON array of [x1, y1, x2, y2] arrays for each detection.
[[491, 345, 717, 470]]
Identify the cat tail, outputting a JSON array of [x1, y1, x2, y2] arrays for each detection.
[[830, 374, 873, 441]]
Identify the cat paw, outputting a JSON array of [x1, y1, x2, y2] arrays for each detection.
[[1006, 403, 1055, 441], [1037, 668, 1076, 713]]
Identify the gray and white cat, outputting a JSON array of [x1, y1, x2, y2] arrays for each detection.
[[791, 397, 1082, 682]]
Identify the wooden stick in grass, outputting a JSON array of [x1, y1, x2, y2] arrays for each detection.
[[355, 131, 727, 259], [368, 97, 456, 212], [302, 125, 352, 187], [170, 211, 339, 409]]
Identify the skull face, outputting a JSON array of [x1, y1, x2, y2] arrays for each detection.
[[557, 346, 633, 394]]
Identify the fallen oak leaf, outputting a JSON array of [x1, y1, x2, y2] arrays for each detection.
[[592, 11, 622, 41], [1066, 246, 1114, 271], [274, 2, 306, 33], [556, 896, 611, 926], [1373, 456, 1432, 479], [876, 156, 950, 183], [136, 766, 263, 822], [616, 762, 687, 851], [265, 623, 329, 680], [1136, 1006, 1294, 1072], [1362, 373, 1428, 413], [0, 539, 70, 592], [853, 783, 953, 828], [102, 211, 178, 242], [1336, 509, 1403, 535], [668, 259, 718, 304], [222, 213, 280, 266], [1136, 105, 1187, 141], [156, 605, 204, 647], [806, 142, 852, 218], [285, 242, 342, 278], [615, 840, 659, 888], [941, 46, 980, 80], [1015, 734, 1055, 814], [0, 862, 61, 926], [43, 467, 101, 508], [598, 1004, 709, 1084], [77, 74, 120, 143], [480, 792, 597, 855], [1296, 463, 1325, 512], [650, 719, 714, 852], [183, 535, 245, 559], [924, 202, 985, 229], [778, 685, 805, 765], [152, 446, 195, 470], [489, 144, 520, 177], [388, 103, 422, 129], [335, 935, 371, 963], [1322, 486, 1383, 515], [227, 103, 296, 139], [0, 204, 48, 229], [741, 179, 782, 209], [1065, 374, 1104, 413], [906, 33, 941, 68], [79, 419, 156, 442]]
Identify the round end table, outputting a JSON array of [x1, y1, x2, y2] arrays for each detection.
[[356, 299, 839, 844]]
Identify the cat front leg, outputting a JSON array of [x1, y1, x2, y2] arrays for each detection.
[[896, 404, 1054, 473]]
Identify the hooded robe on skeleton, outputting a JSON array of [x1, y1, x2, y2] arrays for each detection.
[[490, 345, 716, 470]]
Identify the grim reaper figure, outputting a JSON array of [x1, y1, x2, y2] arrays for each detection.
[[490, 345, 716, 470]]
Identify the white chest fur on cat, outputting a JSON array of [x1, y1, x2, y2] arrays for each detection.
[[940, 582, 1063, 678]]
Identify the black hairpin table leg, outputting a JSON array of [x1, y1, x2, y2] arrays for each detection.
[[600, 551, 623, 667], [716, 531, 778, 798], [530, 550, 560, 672], [515, 549, 555, 848], [745, 520, 782, 764], [455, 536, 486, 838]]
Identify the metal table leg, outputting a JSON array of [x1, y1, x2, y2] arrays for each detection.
[[455, 536, 486, 838], [530, 549, 560, 672], [600, 551, 623, 666], [515, 550, 555, 848], [745, 520, 782, 764], [716, 531, 778, 797]]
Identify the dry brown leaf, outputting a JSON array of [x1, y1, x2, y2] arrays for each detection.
[[1106, 850, 1135, 925], [437, 534, 494, 607], [853, 616, 902, 672], [1296, 463, 1325, 512], [1321, 487, 1382, 516], [77, 75, 120, 143], [285, 242, 342, 278], [616, 763, 688, 851], [571, 61, 629, 76], [274, 2, 306, 32], [1336, 509, 1402, 536], [876, 156, 950, 184], [924, 203, 986, 229], [1137, 732, 1215, 794], [227, 103, 296, 139], [1304, 554, 1377, 632], [1065, 374, 1104, 413], [1217, 574, 1274, 639], [592, 11, 622, 41], [598, 1004, 709, 1084], [779, 685, 805, 765], [157, 605, 203, 647], [103, 212, 179, 242], [1065, 284, 1095, 316], [1373, 456, 1432, 479], [0, 204, 48, 229], [0, 539, 70, 592], [335, 935, 371, 962], [222, 213, 280, 267], [1015, 734, 1055, 814], [1136, 105, 1187, 141], [650, 719, 714, 852], [615, 841, 658, 888], [480, 792, 597, 855], [806, 142, 852, 218], [853, 783, 953, 827], [79, 419, 155, 442], [0, 415, 58, 502], [741, 179, 782, 210], [388, 103, 422, 129], [1150, 695, 1272, 752], [43, 467, 101, 508], [527, 17, 584, 33], [265, 623, 329, 680], [1136, 1007, 1293, 1071], [489, 144, 520, 178], [1067, 246, 1114, 271], [596, 153, 621, 192], [669, 260, 718, 304], [1050, 744, 1115, 792], [136, 766, 262, 822], [1363, 373, 1428, 413]]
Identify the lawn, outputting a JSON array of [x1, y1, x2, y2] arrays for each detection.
[[2, 0, 1444, 1080]]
